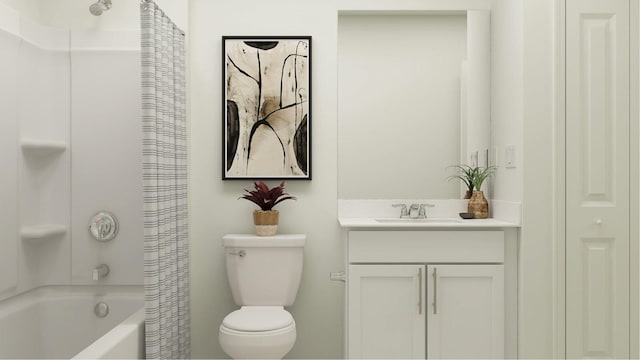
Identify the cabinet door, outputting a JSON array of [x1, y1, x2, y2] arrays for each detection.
[[348, 264, 426, 359], [427, 265, 504, 359]]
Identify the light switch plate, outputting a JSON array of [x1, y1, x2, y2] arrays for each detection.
[[470, 150, 478, 167], [491, 146, 499, 167], [505, 145, 516, 168]]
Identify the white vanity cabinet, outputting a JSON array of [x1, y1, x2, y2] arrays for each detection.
[[346, 230, 505, 359]]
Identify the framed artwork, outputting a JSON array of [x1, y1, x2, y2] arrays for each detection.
[[223, 36, 311, 180]]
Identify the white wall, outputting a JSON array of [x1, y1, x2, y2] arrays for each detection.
[[0, 0, 39, 22], [338, 14, 466, 199], [35, 0, 187, 33], [490, 0, 523, 202], [520, 0, 556, 356], [189, 1, 491, 358], [490, 0, 556, 358], [189, 1, 342, 357]]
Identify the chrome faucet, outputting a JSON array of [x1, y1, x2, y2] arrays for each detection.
[[392, 204, 409, 218], [408, 204, 421, 218], [92, 264, 110, 281], [393, 203, 435, 219], [418, 203, 435, 218]]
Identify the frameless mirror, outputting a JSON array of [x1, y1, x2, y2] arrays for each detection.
[[338, 11, 490, 199]]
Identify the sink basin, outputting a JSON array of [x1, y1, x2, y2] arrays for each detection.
[[374, 218, 462, 224]]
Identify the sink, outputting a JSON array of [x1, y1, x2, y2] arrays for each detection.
[[374, 217, 462, 224]]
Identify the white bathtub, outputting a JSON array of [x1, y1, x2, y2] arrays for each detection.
[[0, 285, 144, 359]]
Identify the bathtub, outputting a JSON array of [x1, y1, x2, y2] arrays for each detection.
[[0, 285, 144, 359]]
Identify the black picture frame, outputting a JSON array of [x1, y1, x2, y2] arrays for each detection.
[[222, 36, 312, 180]]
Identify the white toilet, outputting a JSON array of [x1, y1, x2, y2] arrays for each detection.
[[219, 234, 306, 359]]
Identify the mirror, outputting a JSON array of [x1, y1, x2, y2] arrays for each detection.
[[338, 11, 490, 199]]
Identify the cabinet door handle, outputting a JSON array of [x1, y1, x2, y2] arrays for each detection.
[[432, 267, 437, 314], [418, 267, 423, 315]]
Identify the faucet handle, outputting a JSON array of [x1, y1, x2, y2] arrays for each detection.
[[418, 203, 435, 218], [392, 204, 409, 218]]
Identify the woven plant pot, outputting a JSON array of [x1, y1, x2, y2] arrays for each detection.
[[464, 190, 473, 199], [467, 190, 489, 219], [253, 210, 279, 236]]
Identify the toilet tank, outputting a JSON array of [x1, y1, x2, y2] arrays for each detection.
[[223, 234, 306, 306]]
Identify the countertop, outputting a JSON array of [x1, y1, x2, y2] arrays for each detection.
[[338, 217, 520, 229]]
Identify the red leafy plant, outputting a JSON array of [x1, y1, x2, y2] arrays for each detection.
[[239, 181, 296, 211]]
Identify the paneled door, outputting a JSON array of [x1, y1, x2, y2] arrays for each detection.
[[348, 264, 426, 359], [426, 265, 504, 359], [566, 0, 630, 357]]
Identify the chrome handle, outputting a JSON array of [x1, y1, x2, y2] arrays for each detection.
[[418, 203, 435, 218], [432, 267, 437, 314], [418, 267, 423, 315], [229, 249, 246, 257], [392, 204, 409, 218]]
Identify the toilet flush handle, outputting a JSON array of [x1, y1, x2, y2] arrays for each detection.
[[228, 249, 246, 257]]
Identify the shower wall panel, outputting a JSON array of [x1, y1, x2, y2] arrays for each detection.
[[0, 2, 144, 303], [0, 4, 20, 295], [16, 17, 71, 291], [70, 30, 143, 285]]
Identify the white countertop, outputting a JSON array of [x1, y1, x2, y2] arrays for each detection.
[[338, 217, 520, 229], [338, 199, 522, 229]]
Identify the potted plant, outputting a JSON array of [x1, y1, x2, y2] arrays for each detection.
[[467, 166, 496, 219], [447, 165, 476, 199], [239, 181, 296, 236]]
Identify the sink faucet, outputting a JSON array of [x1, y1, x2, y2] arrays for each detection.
[[393, 203, 435, 219], [418, 203, 435, 218], [392, 204, 409, 218], [408, 204, 421, 218]]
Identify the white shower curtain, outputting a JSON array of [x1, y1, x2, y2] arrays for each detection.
[[140, 2, 189, 359]]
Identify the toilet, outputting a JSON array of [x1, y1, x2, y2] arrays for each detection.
[[219, 234, 306, 359]]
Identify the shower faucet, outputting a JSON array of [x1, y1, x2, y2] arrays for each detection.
[[92, 264, 110, 281]]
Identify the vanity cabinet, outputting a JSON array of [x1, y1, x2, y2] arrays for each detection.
[[346, 230, 505, 359]]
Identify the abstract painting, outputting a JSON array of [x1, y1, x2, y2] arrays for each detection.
[[223, 36, 311, 180]]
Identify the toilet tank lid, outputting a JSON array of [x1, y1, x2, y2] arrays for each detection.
[[222, 306, 294, 332], [223, 234, 306, 247]]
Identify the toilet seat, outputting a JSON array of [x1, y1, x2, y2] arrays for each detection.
[[222, 306, 293, 332], [219, 307, 297, 359]]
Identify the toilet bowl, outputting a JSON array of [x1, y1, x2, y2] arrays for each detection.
[[219, 234, 305, 359], [219, 306, 296, 359]]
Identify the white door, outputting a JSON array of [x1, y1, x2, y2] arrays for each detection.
[[348, 264, 426, 359], [566, 0, 630, 358], [426, 264, 504, 359]]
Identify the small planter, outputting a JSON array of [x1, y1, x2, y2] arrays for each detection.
[[468, 190, 489, 219], [464, 190, 473, 199], [240, 181, 295, 236], [253, 210, 279, 236]]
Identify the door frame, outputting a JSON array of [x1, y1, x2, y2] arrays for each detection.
[[554, 0, 639, 357], [554, 1, 566, 358]]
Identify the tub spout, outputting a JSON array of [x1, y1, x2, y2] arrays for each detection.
[[92, 264, 110, 281]]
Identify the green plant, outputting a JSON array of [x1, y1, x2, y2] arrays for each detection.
[[448, 165, 497, 192], [471, 166, 497, 191], [239, 181, 296, 211], [447, 165, 476, 194]]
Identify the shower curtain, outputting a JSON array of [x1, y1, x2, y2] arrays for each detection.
[[140, 2, 189, 359]]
